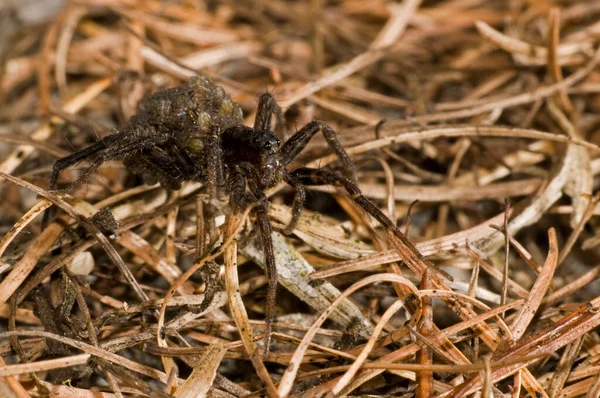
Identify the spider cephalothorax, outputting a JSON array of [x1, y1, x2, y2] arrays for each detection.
[[46, 75, 446, 355]]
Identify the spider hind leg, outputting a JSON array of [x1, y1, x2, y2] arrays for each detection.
[[290, 167, 453, 282]]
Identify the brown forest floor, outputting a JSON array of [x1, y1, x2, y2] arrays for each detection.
[[1, 0, 600, 397]]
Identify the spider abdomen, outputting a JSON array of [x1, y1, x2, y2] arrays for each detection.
[[110, 76, 244, 188]]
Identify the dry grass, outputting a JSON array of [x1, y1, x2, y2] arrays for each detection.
[[1, 0, 600, 397]]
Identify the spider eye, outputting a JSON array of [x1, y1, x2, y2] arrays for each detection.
[[263, 141, 273, 150]]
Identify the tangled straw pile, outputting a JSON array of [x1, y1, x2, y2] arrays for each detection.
[[1, 0, 600, 397]]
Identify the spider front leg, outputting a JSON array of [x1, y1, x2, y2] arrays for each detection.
[[43, 141, 108, 229], [290, 167, 453, 281], [204, 132, 225, 198], [279, 120, 357, 182], [231, 165, 278, 358], [49, 139, 109, 192], [282, 173, 306, 235], [254, 93, 284, 132]]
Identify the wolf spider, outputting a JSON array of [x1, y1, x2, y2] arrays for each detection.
[[47, 76, 443, 354]]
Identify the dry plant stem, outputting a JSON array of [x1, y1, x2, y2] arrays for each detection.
[[155, 206, 252, 385], [67, 271, 123, 397], [0, 330, 171, 383], [587, 374, 600, 398], [443, 297, 600, 397], [0, 353, 90, 377], [0, 200, 52, 260], [498, 229, 558, 348], [0, 77, 112, 176], [416, 271, 433, 398], [0, 172, 149, 303], [0, 356, 31, 398], [502, 198, 510, 313], [277, 273, 420, 398], [310, 125, 600, 172], [547, 336, 584, 398], [279, 0, 422, 109], [302, 300, 525, 398], [547, 8, 574, 114], [172, 342, 226, 398], [331, 299, 406, 396], [342, 45, 600, 133], [223, 211, 278, 398], [558, 193, 600, 266]]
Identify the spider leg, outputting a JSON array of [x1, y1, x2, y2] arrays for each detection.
[[254, 93, 284, 132], [279, 120, 357, 181], [43, 134, 161, 229], [204, 131, 225, 198], [167, 139, 200, 180], [282, 173, 306, 235], [231, 164, 278, 358], [49, 139, 108, 191], [137, 148, 185, 190], [290, 167, 453, 281]]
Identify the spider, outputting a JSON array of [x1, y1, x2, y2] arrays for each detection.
[[46, 76, 447, 355]]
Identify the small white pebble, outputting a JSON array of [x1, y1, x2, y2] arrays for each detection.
[[67, 251, 95, 276]]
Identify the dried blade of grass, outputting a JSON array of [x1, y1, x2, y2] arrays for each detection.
[[310, 210, 511, 280], [436, 70, 516, 111], [115, 7, 237, 45], [466, 247, 530, 299], [140, 43, 261, 80], [543, 264, 600, 305], [347, 46, 600, 131], [279, 0, 421, 109], [278, 273, 419, 398], [501, 198, 510, 312], [155, 206, 250, 384], [547, 8, 574, 113], [312, 300, 525, 398], [222, 212, 278, 398], [0, 353, 90, 377], [240, 232, 374, 340], [547, 336, 584, 398], [0, 357, 30, 398], [416, 271, 433, 398], [309, 178, 541, 202], [445, 298, 600, 397], [547, 99, 592, 228], [55, 6, 87, 97], [475, 139, 581, 255], [558, 193, 600, 266], [0, 219, 64, 308], [332, 299, 406, 395], [586, 374, 600, 398], [312, 125, 600, 171], [0, 200, 52, 260], [0, 330, 170, 383], [0, 172, 149, 303], [0, 77, 112, 175], [309, 95, 382, 125], [475, 21, 592, 65], [498, 228, 559, 348], [118, 231, 194, 295], [33, 381, 118, 398], [267, 203, 373, 259], [173, 342, 226, 398]]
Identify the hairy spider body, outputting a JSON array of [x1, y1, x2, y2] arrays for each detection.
[[49, 76, 243, 193], [47, 76, 446, 357]]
